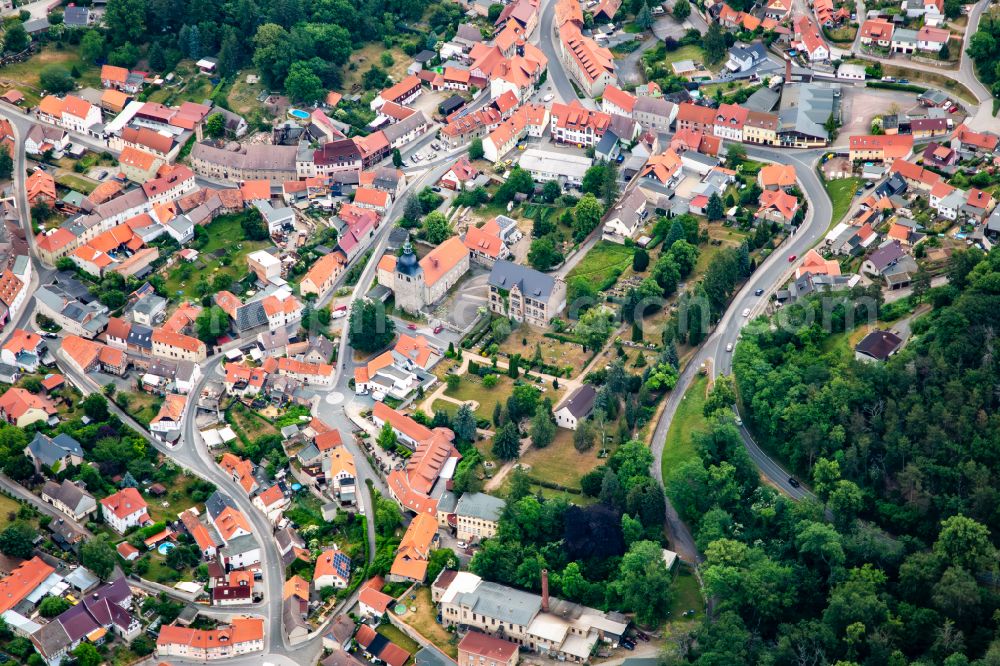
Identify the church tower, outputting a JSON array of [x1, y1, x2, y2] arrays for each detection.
[[394, 242, 425, 314]]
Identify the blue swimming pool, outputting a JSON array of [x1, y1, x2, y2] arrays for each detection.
[[158, 542, 176, 556], [288, 108, 310, 120]]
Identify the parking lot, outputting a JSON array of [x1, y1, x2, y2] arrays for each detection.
[[835, 86, 957, 146]]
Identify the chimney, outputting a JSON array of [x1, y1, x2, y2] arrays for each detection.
[[541, 569, 549, 612], [785, 56, 791, 83]]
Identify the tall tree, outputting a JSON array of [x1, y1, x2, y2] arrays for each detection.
[[704, 22, 726, 65], [453, 404, 477, 443], [348, 300, 395, 352], [529, 404, 556, 448], [492, 422, 521, 460]]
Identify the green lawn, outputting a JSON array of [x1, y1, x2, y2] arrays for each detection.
[[443, 374, 517, 421], [400, 587, 459, 658], [519, 429, 604, 490], [0, 44, 102, 106], [377, 624, 421, 661], [669, 564, 705, 622], [824, 177, 863, 229], [146, 60, 218, 106], [146, 475, 205, 523], [114, 391, 163, 429], [162, 212, 271, 299], [661, 375, 710, 484], [566, 241, 634, 289], [0, 493, 22, 530], [55, 173, 98, 194], [661, 44, 708, 67]]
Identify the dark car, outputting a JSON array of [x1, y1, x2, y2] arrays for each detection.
[[621, 641, 635, 651], [788, 477, 801, 488], [754, 288, 764, 296]]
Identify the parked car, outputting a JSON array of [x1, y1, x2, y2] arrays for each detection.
[[742, 308, 751, 317], [433, 325, 443, 334], [543, 93, 554, 102], [788, 254, 797, 262], [456, 540, 468, 549], [407, 323, 418, 330]]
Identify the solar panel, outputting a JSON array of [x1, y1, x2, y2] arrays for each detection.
[[334, 552, 352, 578]]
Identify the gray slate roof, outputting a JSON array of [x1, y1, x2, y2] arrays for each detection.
[[556, 384, 597, 419], [488, 260, 558, 301], [455, 492, 506, 522], [28, 433, 84, 467], [451, 580, 542, 627]]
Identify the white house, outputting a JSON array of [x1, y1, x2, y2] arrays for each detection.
[[602, 189, 648, 244], [553, 384, 597, 430], [100, 488, 151, 534], [314, 549, 352, 590]]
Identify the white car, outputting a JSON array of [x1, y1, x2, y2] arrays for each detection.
[[726, 342, 733, 352], [543, 93, 554, 102], [742, 308, 751, 317], [456, 541, 469, 550]]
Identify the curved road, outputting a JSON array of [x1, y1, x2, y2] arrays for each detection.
[[650, 146, 827, 563], [849, 0, 994, 130]]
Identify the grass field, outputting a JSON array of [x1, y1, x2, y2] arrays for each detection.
[[444, 374, 519, 421], [162, 213, 271, 299], [342, 44, 413, 94], [669, 564, 705, 622], [660, 44, 708, 68], [115, 391, 163, 428], [146, 61, 218, 106], [227, 71, 266, 116], [661, 375, 709, 484], [377, 623, 420, 661], [0, 44, 101, 106], [55, 172, 98, 194], [824, 177, 862, 229], [146, 475, 204, 523], [400, 587, 458, 658], [229, 402, 280, 441], [0, 493, 22, 530], [519, 429, 607, 490], [567, 241, 634, 290]]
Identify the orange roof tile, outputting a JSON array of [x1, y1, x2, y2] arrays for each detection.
[[100, 487, 148, 519], [0, 557, 56, 613]]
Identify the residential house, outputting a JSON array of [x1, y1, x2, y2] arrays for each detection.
[[156, 617, 265, 660], [40, 480, 97, 522], [0, 387, 56, 428], [849, 134, 914, 164], [390, 513, 439, 583], [100, 488, 151, 534], [602, 189, 648, 244], [855, 330, 903, 362], [299, 252, 347, 301], [315, 549, 352, 590], [458, 632, 519, 666], [25, 433, 84, 472], [756, 189, 800, 227], [464, 219, 511, 266]]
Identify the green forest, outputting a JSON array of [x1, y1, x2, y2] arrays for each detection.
[[682, 247, 1000, 664], [71, 0, 467, 102]]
